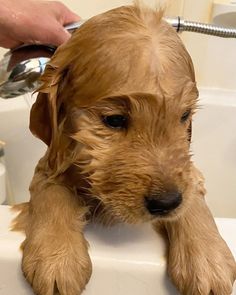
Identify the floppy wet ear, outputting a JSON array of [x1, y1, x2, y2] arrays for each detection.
[[30, 64, 67, 168], [30, 92, 51, 146], [29, 63, 65, 147]]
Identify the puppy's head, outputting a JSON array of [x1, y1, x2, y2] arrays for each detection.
[[30, 4, 198, 223]]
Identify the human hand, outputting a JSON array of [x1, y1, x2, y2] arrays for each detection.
[[0, 0, 80, 48]]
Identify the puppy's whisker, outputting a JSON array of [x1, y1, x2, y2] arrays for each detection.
[[92, 200, 106, 224]]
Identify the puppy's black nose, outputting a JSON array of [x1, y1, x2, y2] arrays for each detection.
[[145, 191, 182, 216]]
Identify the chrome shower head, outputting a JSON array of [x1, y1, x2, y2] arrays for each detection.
[[0, 21, 84, 99], [0, 45, 54, 98]]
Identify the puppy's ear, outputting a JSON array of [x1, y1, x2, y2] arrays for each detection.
[[30, 91, 52, 146], [30, 63, 65, 146], [30, 62, 69, 172]]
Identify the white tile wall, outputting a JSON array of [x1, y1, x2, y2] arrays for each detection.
[[181, 0, 236, 90]]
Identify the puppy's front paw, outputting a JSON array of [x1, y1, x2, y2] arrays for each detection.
[[169, 238, 236, 295], [22, 232, 92, 295]]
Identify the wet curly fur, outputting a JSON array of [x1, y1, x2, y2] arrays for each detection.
[[12, 3, 236, 295]]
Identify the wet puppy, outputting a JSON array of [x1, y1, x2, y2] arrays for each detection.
[[13, 3, 236, 295]]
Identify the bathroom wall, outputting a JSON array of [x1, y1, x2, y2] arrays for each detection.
[[62, 0, 183, 17], [180, 0, 236, 90]]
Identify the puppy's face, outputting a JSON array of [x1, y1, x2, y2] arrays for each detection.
[[68, 85, 197, 223], [31, 5, 198, 224]]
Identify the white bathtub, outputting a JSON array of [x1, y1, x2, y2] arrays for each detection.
[[0, 88, 236, 294], [192, 88, 236, 218], [0, 206, 235, 295]]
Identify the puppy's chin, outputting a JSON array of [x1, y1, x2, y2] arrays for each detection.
[[150, 206, 186, 222], [103, 206, 184, 225], [151, 197, 197, 223], [118, 203, 190, 225]]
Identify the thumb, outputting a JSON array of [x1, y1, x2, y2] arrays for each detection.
[[53, 5, 81, 45], [63, 10, 81, 25], [50, 1, 81, 25], [51, 25, 72, 45]]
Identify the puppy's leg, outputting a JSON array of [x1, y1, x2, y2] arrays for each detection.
[[14, 178, 92, 295], [155, 166, 236, 295]]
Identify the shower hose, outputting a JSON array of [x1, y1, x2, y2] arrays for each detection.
[[166, 17, 236, 38]]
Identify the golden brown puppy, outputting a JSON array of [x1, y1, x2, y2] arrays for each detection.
[[13, 3, 236, 295]]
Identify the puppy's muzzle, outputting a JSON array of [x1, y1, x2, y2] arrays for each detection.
[[145, 191, 182, 216]]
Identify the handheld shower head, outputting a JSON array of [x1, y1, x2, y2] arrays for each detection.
[[0, 45, 54, 98], [0, 18, 236, 99], [0, 21, 84, 99]]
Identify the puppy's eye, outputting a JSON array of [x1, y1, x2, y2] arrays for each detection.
[[181, 109, 191, 123], [103, 114, 128, 129]]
